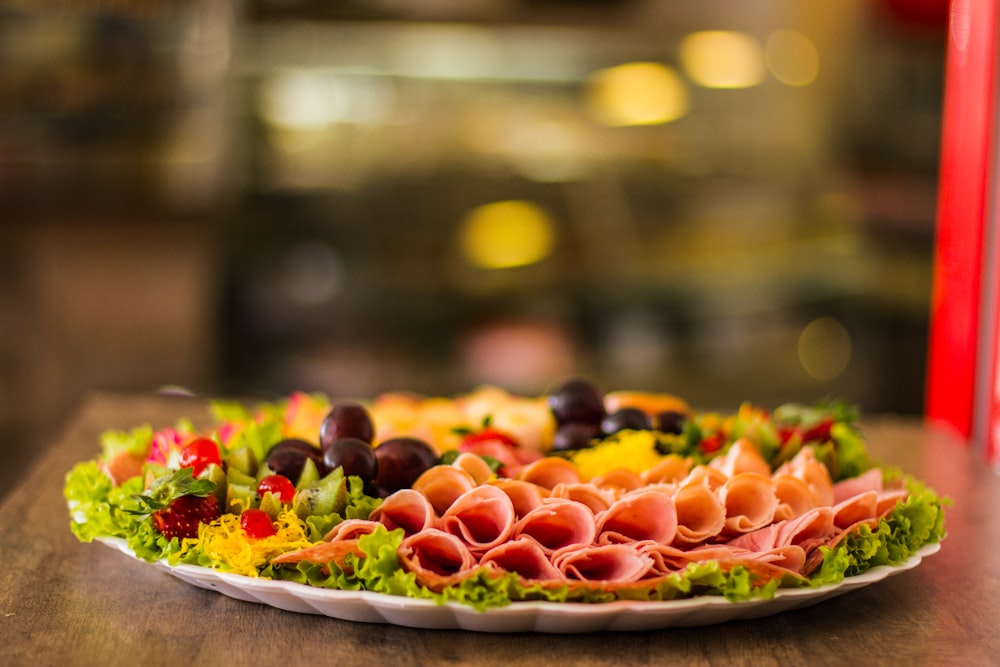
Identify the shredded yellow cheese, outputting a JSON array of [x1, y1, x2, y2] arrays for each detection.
[[190, 509, 316, 577], [571, 430, 664, 480]]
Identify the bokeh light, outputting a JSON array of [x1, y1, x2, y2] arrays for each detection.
[[798, 316, 852, 381], [679, 31, 765, 89], [459, 200, 556, 269], [765, 30, 820, 87], [585, 61, 689, 127]]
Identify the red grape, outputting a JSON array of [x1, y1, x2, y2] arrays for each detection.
[[373, 437, 437, 494]]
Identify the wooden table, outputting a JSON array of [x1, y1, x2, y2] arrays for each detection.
[[2, 392, 997, 666]]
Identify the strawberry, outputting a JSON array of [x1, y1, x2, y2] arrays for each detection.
[[133, 468, 221, 540], [459, 426, 518, 450]]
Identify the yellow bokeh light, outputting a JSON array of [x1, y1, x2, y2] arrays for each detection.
[[798, 316, 852, 381], [679, 31, 765, 89], [765, 30, 820, 86], [585, 62, 688, 127], [459, 200, 555, 269]]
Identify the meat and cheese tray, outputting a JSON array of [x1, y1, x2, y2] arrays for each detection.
[[64, 379, 947, 632]]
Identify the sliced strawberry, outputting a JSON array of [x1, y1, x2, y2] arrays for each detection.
[[133, 468, 221, 540], [801, 419, 834, 443], [152, 494, 221, 540]]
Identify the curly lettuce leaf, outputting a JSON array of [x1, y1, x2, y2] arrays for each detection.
[[64, 461, 146, 542]]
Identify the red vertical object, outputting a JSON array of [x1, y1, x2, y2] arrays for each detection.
[[925, 0, 998, 457]]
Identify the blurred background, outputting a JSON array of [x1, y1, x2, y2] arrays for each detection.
[[0, 0, 948, 497]]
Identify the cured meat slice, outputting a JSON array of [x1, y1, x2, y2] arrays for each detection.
[[439, 484, 516, 553], [590, 468, 645, 495], [271, 539, 365, 568], [412, 465, 477, 516], [832, 490, 878, 529], [368, 488, 437, 536], [774, 447, 834, 507], [488, 478, 549, 517], [450, 452, 495, 486], [551, 543, 654, 583], [549, 482, 615, 514], [596, 486, 677, 545], [322, 518, 382, 542], [710, 438, 771, 478], [641, 454, 692, 485], [718, 472, 778, 536], [479, 536, 563, 581], [671, 476, 726, 546], [774, 506, 836, 550], [876, 489, 909, 516], [679, 465, 728, 492], [832, 467, 883, 504], [398, 528, 479, 590], [772, 473, 818, 522], [516, 457, 583, 489], [513, 498, 597, 554]]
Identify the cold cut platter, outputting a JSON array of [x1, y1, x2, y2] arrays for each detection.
[[66, 380, 947, 632]]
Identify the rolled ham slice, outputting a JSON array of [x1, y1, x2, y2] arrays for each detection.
[[513, 498, 597, 554], [718, 472, 778, 536], [832, 489, 878, 529], [596, 486, 677, 545], [772, 473, 818, 522], [488, 478, 549, 517], [590, 468, 645, 495], [549, 482, 615, 514], [412, 465, 477, 516], [479, 536, 563, 581], [551, 543, 654, 583], [398, 528, 478, 590], [832, 467, 883, 504], [710, 438, 771, 478], [671, 476, 726, 546], [368, 488, 437, 536], [641, 454, 692, 485], [322, 518, 383, 542], [439, 483, 516, 553], [516, 457, 583, 489], [774, 447, 834, 507]]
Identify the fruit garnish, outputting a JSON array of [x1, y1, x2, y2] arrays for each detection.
[[177, 437, 222, 477], [131, 468, 221, 540], [257, 474, 296, 504], [240, 508, 278, 538]]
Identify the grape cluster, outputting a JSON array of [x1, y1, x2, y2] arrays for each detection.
[[547, 378, 686, 451], [265, 400, 437, 497]]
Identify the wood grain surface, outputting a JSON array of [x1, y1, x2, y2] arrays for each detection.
[[1, 392, 996, 666]]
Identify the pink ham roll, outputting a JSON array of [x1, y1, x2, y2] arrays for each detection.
[[718, 472, 778, 536], [479, 536, 563, 581], [368, 488, 437, 536], [671, 476, 726, 546], [551, 543, 654, 583], [596, 486, 677, 545], [513, 498, 597, 554], [439, 483, 516, 553]]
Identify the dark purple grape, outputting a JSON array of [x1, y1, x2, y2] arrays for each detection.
[[551, 422, 599, 452], [265, 438, 323, 483], [322, 436, 378, 483], [547, 378, 605, 427], [373, 437, 437, 494], [656, 410, 686, 435], [320, 401, 375, 450], [601, 407, 652, 436]]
